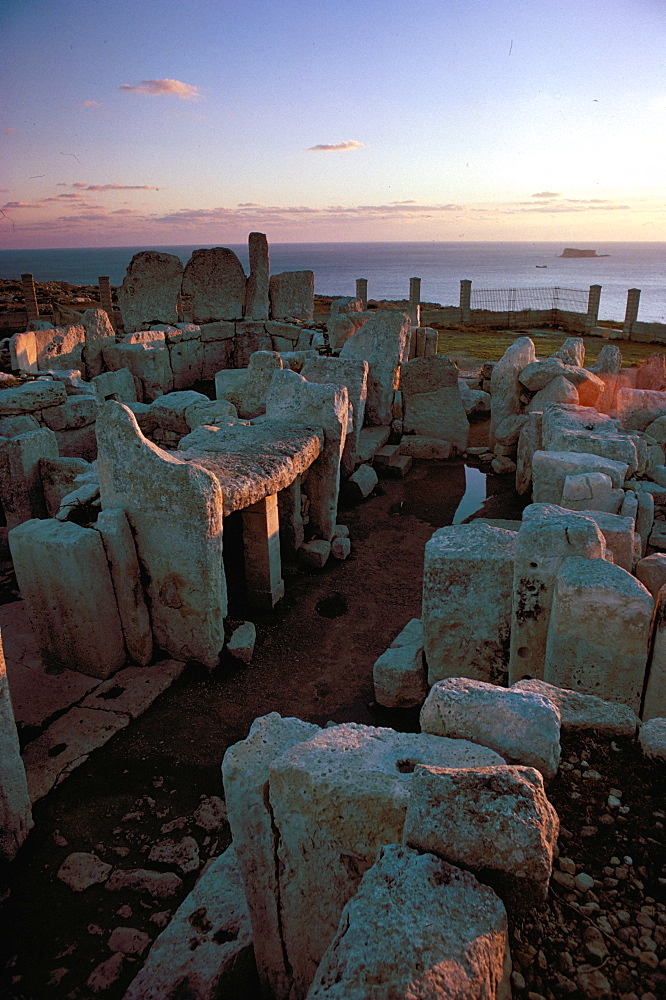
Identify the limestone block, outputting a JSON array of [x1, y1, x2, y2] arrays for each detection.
[[227, 621, 256, 664], [0, 427, 59, 527], [404, 763, 558, 907], [636, 489, 655, 554], [94, 508, 153, 667], [200, 339, 233, 380], [180, 247, 246, 323], [423, 524, 517, 687], [91, 368, 137, 404], [565, 509, 635, 570], [489, 336, 536, 447], [96, 402, 226, 668], [9, 329, 38, 372], [520, 358, 579, 392], [494, 414, 528, 446], [56, 423, 98, 462], [542, 413, 640, 474], [516, 411, 543, 495], [200, 320, 235, 343], [301, 356, 368, 477], [641, 585, 666, 721], [81, 308, 115, 378], [118, 251, 183, 330], [40, 456, 91, 517], [222, 713, 320, 1000], [400, 355, 469, 452], [267, 369, 347, 541], [562, 472, 612, 504], [327, 312, 369, 350], [512, 678, 638, 736], [340, 310, 411, 426], [645, 414, 666, 445], [9, 518, 126, 678], [306, 845, 508, 1000], [527, 374, 579, 412], [150, 390, 210, 436], [356, 425, 391, 462], [265, 321, 301, 347], [589, 344, 622, 374], [508, 509, 606, 684], [81, 660, 183, 719], [636, 553, 666, 595], [345, 462, 377, 499], [544, 556, 652, 712], [532, 450, 628, 505], [123, 845, 258, 1000], [41, 395, 98, 431], [216, 349, 282, 419], [184, 398, 237, 431], [269, 270, 314, 322], [232, 321, 272, 368], [168, 336, 204, 390], [0, 631, 33, 861], [123, 329, 167, 345], [269, 723, 502, 998], [621, 489, 639, 522], [635, 353, 666, 390], [553, 337, 585, 367], [650, 521, 666, 550], [373, 641, 427, 709], [639, 717, 666, 761], [241, 231, 270, 320], [399, 435, 452, 459], [299, 538, 331, 569], [36, 324, 86, 371], [103, 342, 174, 402], [0, 379, 67, 415], [616, 388, 666, 431], [0, 414, 40, 438]]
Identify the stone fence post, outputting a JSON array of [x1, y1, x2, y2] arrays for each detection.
[[586, 284, 602, 330], [408, 277, 421, 326], [623, 288, 641, 338], [98, 276, 115, 326], [460, 279, 472, 324], [21, 273, 39, 328], [355, 278, 368, 309]]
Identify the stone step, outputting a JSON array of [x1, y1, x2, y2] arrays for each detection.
[[373, 444, 402, 470], [356, 426, 391, 463], [378, 454, 413, 479]]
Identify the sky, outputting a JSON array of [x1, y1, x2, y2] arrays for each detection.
[[1, 0, 665, 248]]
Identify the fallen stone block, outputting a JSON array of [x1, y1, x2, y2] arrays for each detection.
[[0, 426, 59, 527], [299, 538, 331, 569], [227, 622, 256, 664], [527, 375, 579, 412], [0, 379, 67, 415], [345, 463, 377, 499], [355, 425, 391, 462], [639, 717, 666, 761], [372, 642, 427, 709], [330, 535, 350, 560], [399, 434, 452, 460], [57, 852, 112, 891], [91, 367, 138, 404], [420, 677, 561, 779], [636, 553, 666, 595], [616, 388, 666, 431], [512, 679, 639, 736], [532, 450, 628, 505], [490, 336, 536, 447], [150, 390, 210, 436]]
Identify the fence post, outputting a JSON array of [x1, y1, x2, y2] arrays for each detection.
[[21, 273, 40, 328], [623, 288, 641, 338], [98, 276, 115, 327], [586, 284, 602, 330], [460, 279, 471, 324], [408, 276, 421, 326], [356, 278, 368, 309]]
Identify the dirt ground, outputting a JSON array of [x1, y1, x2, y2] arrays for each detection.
[[1, 445, 664, 1000]]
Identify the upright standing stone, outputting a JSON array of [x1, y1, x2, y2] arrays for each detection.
[[301, 356, 368, 477], [516, 411, 543, 495], [355, 278, 367, 308], [244, 232, 270, 319], [489, 337, 536, 447], [644, 584, 666, 721], [269, 271, 315, 322], [242, 495, 285, 608], [0, 630, 33, 861], [340, 310, 411, 426], [423, 524, 517, 686], [400, 355, 469, 452], [181, 247, 247, 322], [118, 252, 183, 331], [21, 273, 40, 326], [0, 427, 59, 528], [81, 307, 116, 378], [98, 275, 115, 325], [544, 557, 652, 712]]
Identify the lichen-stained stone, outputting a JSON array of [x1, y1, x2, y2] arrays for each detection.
[[94, 509, 153, 666], [8, 518, 126, 678], [215, 350, 283, 419], [266, 369, 347, 541], [244, 231, 270, 320], [508, 509, 606, 685], [118, 251, 183, 330], [544, 556, 652, 713], [103, 342, 174, 402], [340, 310, 411, 426], [511, 678, 639, 736], [404, 763, 558, 908], [0, 427, 59, 527], [489, 336, 536, 447], [269, 270, 315, 322], [400, 355, 469, 452], [0, 379, 67, 415], [81, 308, 115, 378], [301, 356, 368, 478], [532, 450, 628, 505], [269, 722, 502, 999], [423, 524, 517, 687], [96, 401, 226, 668], [222, 713, 321, 1000], [306, 846, 509, 1000], [0, 631, 33, 861], [180, 247, 246, 323]]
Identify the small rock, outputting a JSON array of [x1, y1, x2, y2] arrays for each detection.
[[583, 927, 608, 964], [150, 910, 171, 928], [148, 836, 200, 874], [87, 924, 103, 936], [553, 871, 576, 890], [86, 953, 124, 993], [299, 538, 331, 569], [57, 853, 112, 891], [193, 795, 227, 832], [107, 926, 151, 957], [105, 868, 183, 899], [576, 964, 612, 998], [575, 872, 595, 893], [559, 857, 576, 874], [330, 535, 351, 560], [160, 816, 187, 834], [512, 971, 526, 990], [52, 830, 68, 847], [581, 826, 599, 838], [639, 951, 659, 969], [227, 622, 256, 664], [116, 904, 132, 919]]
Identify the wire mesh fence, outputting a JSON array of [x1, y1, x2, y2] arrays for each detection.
[[470, 286, 589, 313]]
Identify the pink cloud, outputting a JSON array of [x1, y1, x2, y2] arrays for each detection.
[[307, 140, 365, 152], [119, 79, 201, 100]]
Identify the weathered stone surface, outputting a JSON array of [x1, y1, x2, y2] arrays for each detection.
[[527, 374, 579, 412], [639, 717, 666, 761], [82, 660, 183, 719], [636, 553, 666, 595], [0, 632, 33, 861], [168, 336, 204, 390], [299, 538, 331, 569], [41, 395, 98, 432], [222, 713, 320, 1000], [81, 308, 116, 378], [636, 489, 655, 553], [269, 270, 314, 322], [227, 621, 256, 664], [532, 450, 628, 505], [563, 509, 635, 570], [269, 723, 502, 997], [57, 851, 112, 891], [372, 640, 427, 709], [340, 310, 411, 426], [401, 355, 469, 452], [554, 337, 585, 367], [516, 411, 543, 495], [93, 508, 153, 666], [148, 835, 200, 874], [0, 427, 59, 528], [509, 509, 607, 684], [215, 349, 283, 419], [589, 344, 622, 374], [201, 338, 234, 380], [179, 247, 246, 323], [124, 845, 258, 1000], [0, 379, 67, 415], [96, 402, 226, 668], [459, 379, 491, 415], [327, 311, 371, 351], [301, 356, 368, 477], [520, 358, 578, 391], [345, 462, 377, 498], [423, 524, 517, 687], [404, 763, 558, 907], [9, 329, 38, 372], [561, 472, 620, 514], [306, 845, 508, 1000], [490, 336, 536, 447], [243, 232, 270, 319], [118, 251, 183, 330], [616, 388, 666, 431], [494, 414, 528, 447], [635, 353, 666, 390], [641, 584, 666, 721], [103, 342, 174, 402], [106, 867, 183, 898], [150, 390, 209, 435], [36, 324, 86, 371], [421, 678, 561, 779], [0, 413, 40, 438], [512, 678, 639, 736], [91, 367, 138, 404], [356, 425, 391, 462], [543, 556, 652, 712], [399, 434, 452, 460], [542, 403, 640, 473]]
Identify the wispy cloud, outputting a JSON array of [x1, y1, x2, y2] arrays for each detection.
[[82, 100, 102, 107], [57, 182, 161, 191], [1, 201, 41, 209], [119, 79, 201, 100], [3, 128, 16, 134], [307, 140, 366, 152], [531, 191, 560, 198]]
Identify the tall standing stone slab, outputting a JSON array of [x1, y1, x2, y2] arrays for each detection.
[[181, 247, 247, 323], [509, 510, 606, 684], [301, 356, 368, 477], [96, 402, 226, 669], [400, 354, 469, 452], [644, 584, 666, 721], [8, 518, 126, 678], [0, 426, 59, 528], [244, 232, 270, 319], [269, 271, 314, 322], [423, 523, 517, 686], [340, 310, 411, 426], [81, 307, 116, 378], [269, 723, 502, 999], [516, 410, 543, 495], [489, 336, 536, 447], [544, 556, 652, 713], [0, 630, 33, 861], [118, 252, 183, 331]]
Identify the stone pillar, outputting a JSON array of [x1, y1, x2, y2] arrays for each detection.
[[277, 477, 305, 559], [98, 276, 115, 326], [460, 279, 472, 324], [355, 278, 368, 309], [623, 288, 641, 338], [245, 232, 270, 319], [21, 273, 39, 328], [242, 494, 285, 609], [407, 277, 421, 326], [0, 628, 33, 861], [586, 284, 601, 330]]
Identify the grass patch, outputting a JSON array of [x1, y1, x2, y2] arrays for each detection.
[[434, 328, 664, 368]]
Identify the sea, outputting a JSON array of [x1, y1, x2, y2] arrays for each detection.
[[1, 241, 665, 325]]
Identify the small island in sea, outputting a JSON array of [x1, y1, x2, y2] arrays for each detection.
[[559, 247, 610, 257]]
